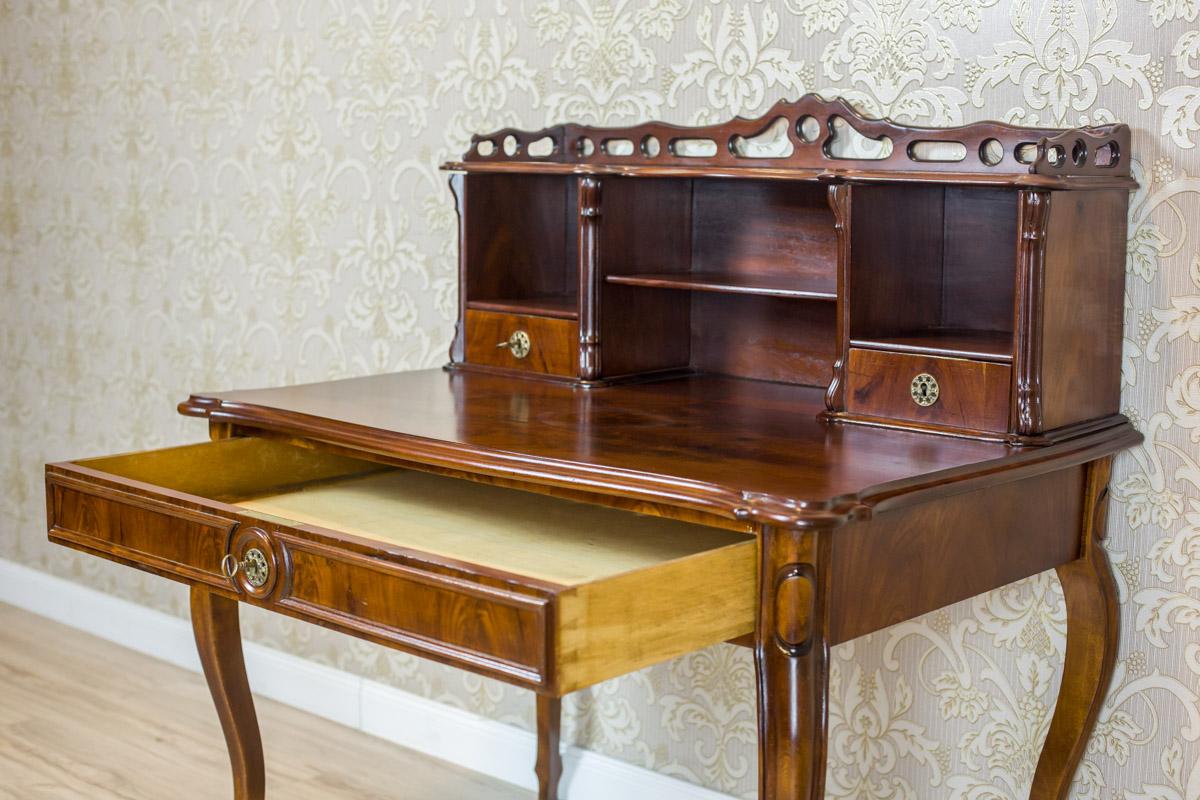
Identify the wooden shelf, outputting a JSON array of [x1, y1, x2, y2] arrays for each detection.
[[606, 271, 837, 301], [467, 296, 578, 320], [850, 329, 1014, 363]]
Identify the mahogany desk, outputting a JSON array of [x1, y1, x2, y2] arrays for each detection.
[[47, 370, 1138, 798], [46, 97, 1138, 799]]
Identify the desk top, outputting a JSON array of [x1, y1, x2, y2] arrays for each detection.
[[181, 369, 1138, 528]]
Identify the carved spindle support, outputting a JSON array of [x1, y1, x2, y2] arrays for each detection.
[[825, 183, 852, 413], [448, 172, 468, 364], [191, 586, 265, 800], [1012, 189, 1051, 436], [1030, 456, 1120, 798], [578, 176, 603, 381], [535, 694, 563, 800], [756, 525, 832, 800]]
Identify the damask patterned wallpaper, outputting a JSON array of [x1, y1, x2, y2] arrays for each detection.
[[2, 1, 1199, 797]]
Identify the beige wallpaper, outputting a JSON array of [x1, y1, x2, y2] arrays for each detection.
[[2, 1, 1198, 797]]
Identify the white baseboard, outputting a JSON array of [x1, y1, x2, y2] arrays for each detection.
[[0, 559, 735, 800]]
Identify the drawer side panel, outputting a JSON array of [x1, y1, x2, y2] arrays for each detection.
[[554, 538, 757, 694]]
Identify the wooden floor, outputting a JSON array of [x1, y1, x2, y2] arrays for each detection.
[[0, 603, 533, 799]]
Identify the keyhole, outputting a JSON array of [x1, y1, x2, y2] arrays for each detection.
[[910, 373, 939, 407]]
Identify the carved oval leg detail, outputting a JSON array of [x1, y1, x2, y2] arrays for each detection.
[[756, 526, 832, 800]]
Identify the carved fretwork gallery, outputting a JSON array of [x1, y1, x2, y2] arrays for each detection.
[[46, 96, 1137, 799]]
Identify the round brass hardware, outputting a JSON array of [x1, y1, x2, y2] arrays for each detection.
[[911, 373, 940, 407], [496, 330, 531, 359], [241, 547, 270, 588], [221, 553, 239, 579]]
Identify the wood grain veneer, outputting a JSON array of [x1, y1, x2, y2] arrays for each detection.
[[845, 348, 1013, 433], [179, 370, 1139, 525], [464, 309, 579, 377]]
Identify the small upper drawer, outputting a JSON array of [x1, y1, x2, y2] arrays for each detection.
[[845, 348, 1012, 434], [464, 309, 578, 377], [46, 437, 755, 694]]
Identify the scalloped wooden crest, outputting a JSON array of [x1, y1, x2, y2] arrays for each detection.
[[458, 95, 1131, 180]]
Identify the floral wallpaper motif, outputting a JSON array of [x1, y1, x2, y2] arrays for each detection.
[[2, 1, 1198, 797]]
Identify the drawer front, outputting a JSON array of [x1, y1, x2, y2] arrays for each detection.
[[846, 348, 1012, 433], [45, 441, 555, 686], [465, 309, 578, 377], [275, 534, 551, 685], [47, 473, 235, 590]]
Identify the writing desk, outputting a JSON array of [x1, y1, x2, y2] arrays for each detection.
[[46, 97, 1138, 799]]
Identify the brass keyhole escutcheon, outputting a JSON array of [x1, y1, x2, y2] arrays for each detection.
[[241, 547, 270, 588], [497, 330, 531, 359], [911, 373, 940, 407]]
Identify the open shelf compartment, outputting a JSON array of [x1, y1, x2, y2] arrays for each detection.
[[462, 173, 580, 320], [596, 177, 839, 385], [847, 185, 1019, 364]]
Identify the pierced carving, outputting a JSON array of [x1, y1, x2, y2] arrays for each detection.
[[1035, 128, 1124, 176], [731, 116, 794, 159], [825, 115, 892, 160], [454, 95, 1132, 182]]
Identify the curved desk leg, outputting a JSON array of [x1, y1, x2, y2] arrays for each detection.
[[535, 694, 562, 800], [1030, 457, 1119, 799], [756, 526, 832, 800], [191, 586, 266, 800]]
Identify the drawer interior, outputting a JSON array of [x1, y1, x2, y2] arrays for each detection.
[[237, 470, 747, 586], [78, 438, 751, 588]]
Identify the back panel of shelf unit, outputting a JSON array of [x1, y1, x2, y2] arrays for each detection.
[[464, 173, 579, 311], [598, 176, 838, 385], [848, 184, 1019, 351]]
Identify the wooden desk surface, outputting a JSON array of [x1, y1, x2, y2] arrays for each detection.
[[182, 369, 1138, 527]]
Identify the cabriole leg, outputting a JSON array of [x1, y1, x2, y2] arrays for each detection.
[[756, 526, 832, 800], [191, 586, 265, 800], [1030, 458, 1119, 799], [535, 694, 562, 800]]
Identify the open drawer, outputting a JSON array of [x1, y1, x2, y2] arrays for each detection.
[[46, 437, 756, 694]]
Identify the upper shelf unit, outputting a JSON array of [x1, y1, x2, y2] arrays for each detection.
[[443, 96, 1134, 446], [442, 95, 1134, 190]]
